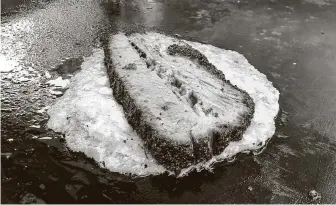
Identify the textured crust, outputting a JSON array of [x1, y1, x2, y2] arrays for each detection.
[[167, 44, 255, 155], [103, 41, 197, 171], [102, 34, 255, 171]]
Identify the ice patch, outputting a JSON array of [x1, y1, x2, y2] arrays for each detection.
[[39, 137, 53, 140], [49, 89, 64, 96], [1, 19, 34, 74], [46, 77, 71, 96], [0, 55, 18, 73], [1, 17, 43, 84], [46, 77, 70, 89], [304, 0, 331, 6], [29, 125, 41, 129], [47, 33, 279, 177], [277, 133, 290, 138], [45, 71, 52, 79]]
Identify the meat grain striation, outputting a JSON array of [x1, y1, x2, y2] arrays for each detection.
[[104, 33, 254, 171]]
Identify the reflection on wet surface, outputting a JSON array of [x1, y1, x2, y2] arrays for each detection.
[[53, 57, 83, 79], [1, 0, 336, 203]]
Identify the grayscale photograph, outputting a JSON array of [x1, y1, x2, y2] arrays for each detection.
[[1, 0, 335, 203]]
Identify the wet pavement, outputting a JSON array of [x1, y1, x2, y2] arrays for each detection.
[[1, 0, 336, 203]]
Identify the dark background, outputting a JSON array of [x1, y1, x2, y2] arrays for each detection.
[[1, 0, 336, 203]]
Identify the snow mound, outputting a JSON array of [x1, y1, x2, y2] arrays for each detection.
[[47, 33, 279, 177]]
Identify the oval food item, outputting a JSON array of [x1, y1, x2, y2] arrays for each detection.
[[104, 33, 254, 171]]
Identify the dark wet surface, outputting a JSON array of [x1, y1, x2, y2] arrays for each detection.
[[1, 0, 336, 203]]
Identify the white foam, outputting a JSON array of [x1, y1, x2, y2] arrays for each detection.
[[186, 36, 280, 160], [47, 33, 279, 177], [47, 49, 166, 176]]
